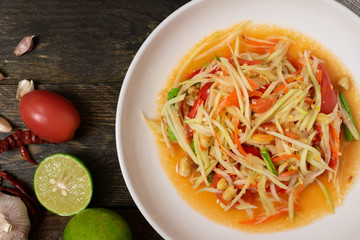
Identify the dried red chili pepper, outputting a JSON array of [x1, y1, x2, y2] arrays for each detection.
[[0, 130, 48, 165], [19, 145, 37, 165], [0, 170, 41, 213], [0, 171, 33, 202]]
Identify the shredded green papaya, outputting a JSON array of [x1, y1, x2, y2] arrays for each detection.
[[143, 21, 358, 225]]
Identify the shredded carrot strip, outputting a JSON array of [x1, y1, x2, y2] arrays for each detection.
[[247, 77, 258, 89], [200, 145, 207, 151], [220, 109, 227, 121], [273, 83, 289, 94], [233, 119, 247, 156], [214, 131, 231, 157], [329, 123, 340, 160], [217, 90, 238, 113], [244, 40, 275, 47], [279, 170, 299, 178], [238, 218, 261, 225], [316, 125, 322, 141], [329, 123, 340, 153], [239, 208, 289, 225], [248, 89, 263, 98], [272, 154, 300, 162], [242, 36, 275, 46]]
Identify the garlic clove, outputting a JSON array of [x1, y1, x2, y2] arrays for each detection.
[[16, 79, 34, 101], [0, 117, 12, 133], [14, 35, 35, 56], [0, 221, 11, 233]]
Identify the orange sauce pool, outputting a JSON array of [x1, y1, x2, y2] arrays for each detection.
[[154, 22, 360, 233]]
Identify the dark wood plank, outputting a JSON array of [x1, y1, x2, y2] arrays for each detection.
[[0, 0, 190, 85], [0, 0, 190, 239]]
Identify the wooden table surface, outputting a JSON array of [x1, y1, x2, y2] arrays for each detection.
[[0, 0, 358, 240], [0, 0, 189, 239]]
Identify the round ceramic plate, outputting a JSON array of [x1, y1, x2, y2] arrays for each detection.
[[116, 0, 360, 239]]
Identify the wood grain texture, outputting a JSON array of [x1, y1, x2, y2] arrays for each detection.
[[0, 0, 189, 239]]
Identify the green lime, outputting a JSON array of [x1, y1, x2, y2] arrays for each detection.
[[34, 153, 93, 216], [63, 208, 132, 240]]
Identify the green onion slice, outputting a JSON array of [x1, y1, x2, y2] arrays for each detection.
[[260, 147, 278, 176]]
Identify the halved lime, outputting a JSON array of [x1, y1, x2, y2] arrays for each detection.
[[34, 153, 93, 216]]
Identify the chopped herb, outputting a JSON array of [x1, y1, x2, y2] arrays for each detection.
[[260, 147, 278, 176], [167, 88, 180, 100], [168, 126, 177, 142], [339, 92, 356, 141], [207, 171, 215, 183], [190, 140, 195, 153]]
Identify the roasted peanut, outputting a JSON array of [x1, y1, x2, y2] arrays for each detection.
[[199, 134, 211, 149], [216, 177, 228, 190], [187, 86, 199, 95], [178, 157, 191, 177], [222, 184, 236, 202]]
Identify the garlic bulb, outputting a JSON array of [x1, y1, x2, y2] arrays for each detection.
[[0, 117, 12, 133], [16, 80, 34, 101], [0, 192, 30, 240]]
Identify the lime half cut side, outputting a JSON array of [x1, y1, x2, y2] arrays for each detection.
[[34, 153, 93, 216]]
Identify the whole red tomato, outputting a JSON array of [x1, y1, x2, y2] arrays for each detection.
[[19, 90, 81, 143]]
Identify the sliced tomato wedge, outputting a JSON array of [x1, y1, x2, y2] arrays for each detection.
[[186, 82, 214, 138], [250, 97, 276, 113], [186, 69, 201, 80], [187, 82, 213, 118], [242, 145, 262, 158], [318, 63, 337, 114]]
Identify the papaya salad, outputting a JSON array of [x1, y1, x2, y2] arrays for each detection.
[[143, 22, 359, 225]]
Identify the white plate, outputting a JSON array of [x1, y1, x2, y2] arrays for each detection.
[[116, 0, 360, 239]]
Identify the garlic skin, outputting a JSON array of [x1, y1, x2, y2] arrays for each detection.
[[14, 36, 35, 56], [0, 117, 12, 133], [0, 192, 31, 240], [0, 73, 6, 81], [16, 80, 34, 101]]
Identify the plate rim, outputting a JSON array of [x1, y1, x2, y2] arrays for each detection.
[[115, 0, 360, 239]]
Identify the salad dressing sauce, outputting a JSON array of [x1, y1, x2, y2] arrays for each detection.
[[156, 24, 360, 233]]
